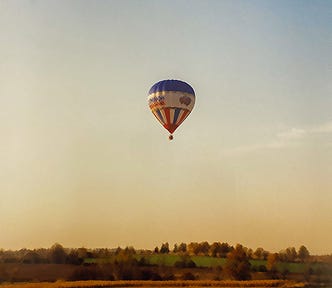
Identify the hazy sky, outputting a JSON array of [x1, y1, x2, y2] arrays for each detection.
[[1, 0, 331, 255]]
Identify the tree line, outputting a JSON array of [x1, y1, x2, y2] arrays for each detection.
[[0, 243, 116, 264], [0, 242, 331, 284], [0, 241, 322, 264], [155, 242, 311, 263], [0, 242, 321, 264]]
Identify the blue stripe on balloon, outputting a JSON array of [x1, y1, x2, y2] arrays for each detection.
[[149, 79, 195, 96], [156, 109, 164, 124], [173, 108, 181, 124]]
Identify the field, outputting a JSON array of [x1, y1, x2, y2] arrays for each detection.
[[126, 254, 324, 273], [128, 254, 227, 267], [1, 254, 330, 286], [0, 280, 306, 288], [85, 254, 305, 270]]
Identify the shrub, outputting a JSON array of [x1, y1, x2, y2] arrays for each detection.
[[174, 259, 196, 268], [181, 271, 196, 280], [258, 265, 267, 272]]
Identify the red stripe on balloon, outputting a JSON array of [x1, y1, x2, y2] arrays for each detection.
[[164, 108, 171, 126]]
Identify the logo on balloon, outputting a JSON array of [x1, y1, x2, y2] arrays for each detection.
[[179, 95, 191, 106]]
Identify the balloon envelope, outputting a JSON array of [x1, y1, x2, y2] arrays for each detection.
[[148, 79, 195, 136]]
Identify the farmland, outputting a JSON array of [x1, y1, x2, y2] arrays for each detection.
[[0, 280, 306, 288], [85, 253, 325, 274], [85, 254, 226, 268], [1, 243, 331, 287]]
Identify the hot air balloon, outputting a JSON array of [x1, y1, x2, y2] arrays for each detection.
[[148, 79, 195, 140]]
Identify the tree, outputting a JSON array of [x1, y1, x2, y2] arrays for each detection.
[[173, 244, 179, 253], [174, 254, 196, 268], [298, 245, 310, 262], [67, 249, 83, 265], [220, 242, 232, 258], [22, 250, 43, 264], [198, 241, 210, 255], [209, 242, 231, 258], [224, 244, 251, 280], [285, 247, 297, 262], [253, 247, 269, 260], [49, 243, 67, 264], [267, 253, 278, 271], [178, 243, 187, 253], [113, 248, 140, 280], [160, 243, 169, 254], [303, 265, 314, 282], [187, 242, 199, 255], [181, 272, 196, 280], [246, 248, 253, 259], [279, 247, 297, 262], [267, 253, 279, 278], [210, 242, 222, 257], [77, 247, 89, 259]]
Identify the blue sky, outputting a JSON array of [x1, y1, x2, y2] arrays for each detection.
[[0, 0, 331, 254]]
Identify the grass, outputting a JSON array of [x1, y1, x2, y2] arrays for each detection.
[[250, 260, 266, 269], [84, 254, 326, 274], [136, 254, 317, 274], [192, 256, 226, 267], [143, 254, 227, 268], [139, 254, 181, 266], [277, 261, 327, 274], [0, 280, 306, 288]]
